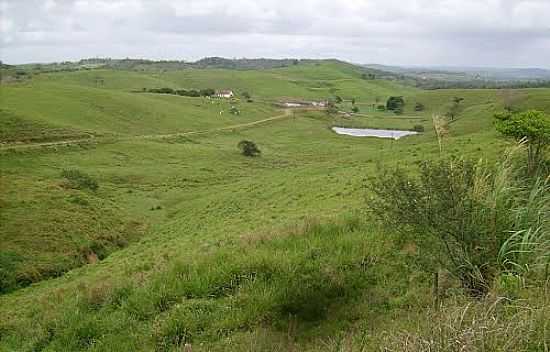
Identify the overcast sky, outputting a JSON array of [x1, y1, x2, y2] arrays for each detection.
[[1, 0, 549, 67]]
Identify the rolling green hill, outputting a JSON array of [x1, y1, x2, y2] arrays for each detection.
[[0, 61, 549, 351]]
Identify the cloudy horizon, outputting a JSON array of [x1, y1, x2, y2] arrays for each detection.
[[1, 0, 550, 68]]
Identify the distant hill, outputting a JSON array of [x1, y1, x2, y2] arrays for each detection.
[[363, 64, 550, 82]]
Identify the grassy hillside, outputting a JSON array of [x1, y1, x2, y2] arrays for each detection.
[[0, 61, 549, 350]]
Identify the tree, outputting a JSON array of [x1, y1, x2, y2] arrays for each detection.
[[199, 88, 215, 97], [351, 98, 356, 105], [351, 106, 359, 113], [447, 97, 464, 120], [237, 140, 261, 157], [452, 96, 464, 104], [335, 96, 343, 104], [495, 110, 550, 175], [386, 96, 405, 112], [326, 101, 338, 115], [366, 158, 524, 297], [241, 91, 252, 102]]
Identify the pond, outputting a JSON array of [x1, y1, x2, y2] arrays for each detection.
[[332, 127, 418, 140]]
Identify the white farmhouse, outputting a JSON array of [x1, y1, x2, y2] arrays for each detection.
[[215, 90, 234, 98]]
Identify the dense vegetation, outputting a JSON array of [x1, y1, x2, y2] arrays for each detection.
[[0, 59, 549, 351]]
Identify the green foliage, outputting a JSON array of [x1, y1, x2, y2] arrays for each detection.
[[326, 101, 338, 115], [61, 169, 99, 191], [335, 96, 343, 104], [495, 110, 550, 175], [413, 124, 425, 132], [241, 91, 251, 101], [237, 140, 261, 157], [386, 96, 405, 112], [366, 157, 541, 296], [351, 106, 360, 113], [414, 102, 425, 111], [446, 96, 464, 120]]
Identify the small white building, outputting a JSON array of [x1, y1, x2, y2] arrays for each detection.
[[215, 90, 234, 98]]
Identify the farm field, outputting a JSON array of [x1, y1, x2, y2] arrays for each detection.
[[0, 61, 549, 351]]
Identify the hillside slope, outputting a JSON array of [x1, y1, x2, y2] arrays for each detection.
[[1, 62, 549, 351]]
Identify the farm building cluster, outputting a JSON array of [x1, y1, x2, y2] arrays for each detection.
[[277, 100, 328, 108]]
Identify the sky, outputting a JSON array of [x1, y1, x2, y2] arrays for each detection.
[[1, 0, 549, 67]]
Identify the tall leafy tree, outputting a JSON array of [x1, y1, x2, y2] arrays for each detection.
[[495, 110, 550, 175]]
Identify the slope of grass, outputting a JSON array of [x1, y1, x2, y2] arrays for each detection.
[[0, 62, 549, 350], [0, 81, 277, 137]]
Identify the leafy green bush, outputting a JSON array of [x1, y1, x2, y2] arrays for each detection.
[[495, 109, 550, 175], [413, 124, 425, 132], [237, 140, 261, 157], [61, 169, 99, 191], [366, 155, 546, 296], [386, 96, 405, 112]]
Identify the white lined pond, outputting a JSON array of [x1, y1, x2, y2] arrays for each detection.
[[332, 127, 418, 140]]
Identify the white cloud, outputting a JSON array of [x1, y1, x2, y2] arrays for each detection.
[[0, 0, 549, 67]]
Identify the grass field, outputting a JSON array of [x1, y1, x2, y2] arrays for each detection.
[[0, 61, 549, 351]]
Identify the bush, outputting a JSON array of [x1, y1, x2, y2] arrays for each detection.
[[386, 96, 405, 111], [366, 156, 547, 297], [199, 88, 215, 97], [351, 106, 360, 113], [61, 169, 99, 191], [495, 110, 550, 175], [237, 140, 261, 157], [376, 105, 386, 111], [415, 102, 425, 111], [413, 124, 425, 132]]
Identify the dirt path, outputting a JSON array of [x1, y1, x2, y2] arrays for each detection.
[[0, 109, 298, 151]]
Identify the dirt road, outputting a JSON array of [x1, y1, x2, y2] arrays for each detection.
[[0, 109, 298, 151]]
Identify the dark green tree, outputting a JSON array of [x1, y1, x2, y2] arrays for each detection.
[[237, 140, 261, 157]]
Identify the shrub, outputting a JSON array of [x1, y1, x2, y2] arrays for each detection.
[[326, 101, 338, 115], [415, 102, 425, 111], [366, 155, 546, 296], [386, 96, 405, 111], [495, 110, 550, 175], [61, 169, 99, 191], [237, 140, 261, 157], [351, 106, 360, 113], [376, 105, 386, 111], [199, 88, 215, 97], [413, 124, 425, 132]]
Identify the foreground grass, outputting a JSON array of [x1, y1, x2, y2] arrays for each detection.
[[0, 216, 429, 351]]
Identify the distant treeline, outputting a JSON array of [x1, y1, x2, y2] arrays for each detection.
[[79, 57, 303, 71], [142, 87, 216, 97]]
